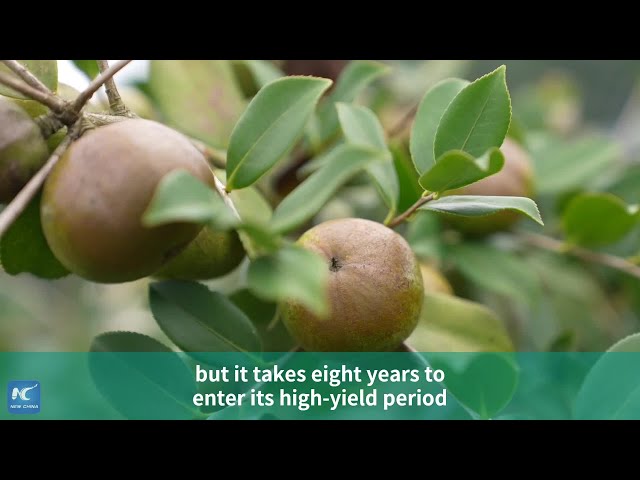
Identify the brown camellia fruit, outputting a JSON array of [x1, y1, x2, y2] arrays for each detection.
[[41, 119, 215, 283], [154, 226, 246, 280], [282, 218, 424, 352], [444, 137, 535, 236], [0, 97, 49, 203]]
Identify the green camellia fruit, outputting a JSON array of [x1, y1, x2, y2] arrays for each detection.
[[0, 97, 49, 203], [41, 119, 215, 283], [154, 226, 245, 280], [420, 262, 453, 296], [282, 218, 424, 352], [444, 137, 535, 236]]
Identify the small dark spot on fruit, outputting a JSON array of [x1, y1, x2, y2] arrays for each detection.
[[329, 257, 342, 272]]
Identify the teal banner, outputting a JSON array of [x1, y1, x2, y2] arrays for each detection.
[[1, 351, 637, 420]]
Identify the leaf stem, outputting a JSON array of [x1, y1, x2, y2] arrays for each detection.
[[97, 60, 134, 117], [386, 193, 435, 228], [517, 231, 640, 280], [0, 124, 80, 237], [1, 60, 54, 94], [386, 104, 418, 140]]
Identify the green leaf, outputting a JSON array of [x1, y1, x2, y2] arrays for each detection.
[[447, 243, 542, 306], [422, 195, 543, 225], [434, 66, 511, 159], [531, 134, 621, 194], [574, 333, 640, 419], [72, 60, 99, 80], [419, 147, 504, 193], [148, 60, 246, 148], [406, 211, 443, 261], [0, 60, 58, 99], [408, 292, 514, 352], [89, 331, 198, 420], [562, 193, 639, 247], [271, 144, 386, 233], [229, 289, 296, 353], [142, 170, 238, 231], [336, 103, 399, 215], [313, 61, 390, 146], [228, 184, 273, 227], [226, 76, 332, 190], [0, 191, 69, 279], [149, 281, 262, 357], [248, 245, 329, 317], [391, 144, 423, 213], [235, 60, 283, 89], [410, 78, 469, 174]]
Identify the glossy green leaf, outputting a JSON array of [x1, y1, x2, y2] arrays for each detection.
[[228, 185, 273, 226], [531, 135, 621, 194], [148, 60, 246, 148], [447, 243, 542, 306], [230, 289, 296, 353], [562, 193, 639, 247], [226, 76, 332, 190], [89, 331, 198, 420], [248, 245, 329, 317], [142, 170, 238, 230], [336, 103, 398, 215], [408, 292, 514, 352], [0, 191, 69, 279], [575, 333, 640, 419], [313, 61, 390, 146], [434, 66, 511, 159], [410, 78, 469, 173], [72, 60, 99, 80], [149, 281, 262, 357], [271, 144, 386, 233], [419, 147, 504, 193], [0, 60, 58, 99], [422, 195, 543, 225]]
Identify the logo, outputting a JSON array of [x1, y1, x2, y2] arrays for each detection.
[[7, 381, 40, 414]]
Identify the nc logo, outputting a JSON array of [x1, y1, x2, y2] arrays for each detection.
[[7, 381, 41, 414]]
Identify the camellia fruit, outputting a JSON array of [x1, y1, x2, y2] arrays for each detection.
[[154, 226, 246, 280], [0, 97, 49, 203], [282, 218, 424, 352], [444, 137, 535, 236], [41, 119, 215, 283]]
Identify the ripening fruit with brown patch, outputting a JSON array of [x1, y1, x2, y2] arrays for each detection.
[[282, 218, 424, 352], [41, 119, 215, 283], [443, 138, 535, 236], [0, 96, 49, 203]]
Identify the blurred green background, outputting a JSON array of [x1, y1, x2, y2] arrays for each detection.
[[2, 60, 640, 353]]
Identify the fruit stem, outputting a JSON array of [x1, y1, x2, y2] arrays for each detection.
[[517, 231, 640, 280], [1, 60, 54, 94], [69, 61, 132, 120], [0, 123, 80, 237], [96, 60, 136, 118], [386, 193, 435, 229]]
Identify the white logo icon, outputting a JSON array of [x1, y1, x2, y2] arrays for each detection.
[[11, 384, 38, 401]]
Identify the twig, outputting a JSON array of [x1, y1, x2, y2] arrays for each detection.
[[213, 174, 241, 221], [97, 60, 133, 117], [387, 104, 418, 140], [190, 138, 226, 169], [518, 231, 640, 280], [386, 193, 435, 228], [0, 71, 66, 113], [70, 60, 132, 116], [0, 125, 79, 237], [1, 60, 53, 94]]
